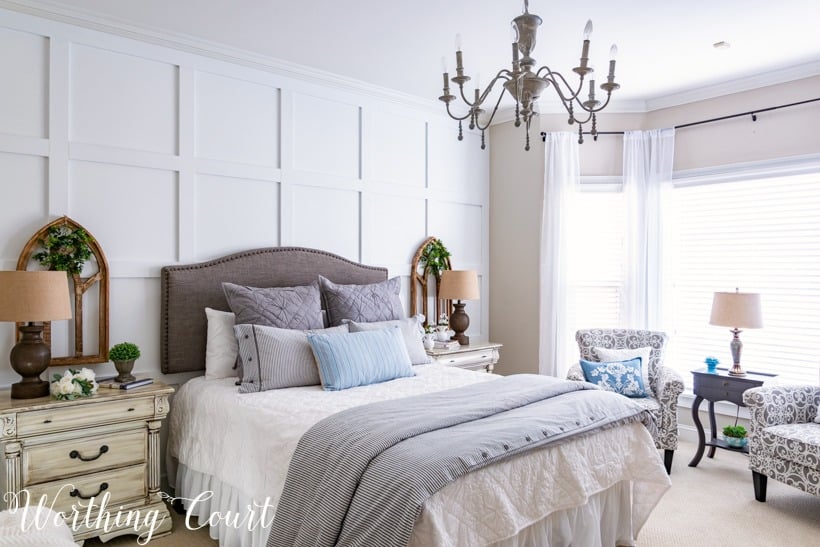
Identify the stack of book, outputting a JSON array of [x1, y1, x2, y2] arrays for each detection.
[[98, 377, 154, 390], [433, 340, 460, 350]]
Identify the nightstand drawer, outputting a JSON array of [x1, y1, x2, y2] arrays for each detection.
[[437, 350, 495, 368], [24, 429, 147, 485], [695, 385, 746, 405], [27, 464, 147, 515], [17, 397, 155, 436]]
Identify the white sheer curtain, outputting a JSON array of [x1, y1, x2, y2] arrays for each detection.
[[622, 128, 675, 330], [539, 132, 579, 376]]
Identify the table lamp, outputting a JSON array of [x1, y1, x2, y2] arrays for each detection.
[[438, 270, 479, 345], [0, 271, 72, 398], [709, 289, 763, 377]]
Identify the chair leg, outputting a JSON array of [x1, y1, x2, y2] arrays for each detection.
[[663, 449, 674, 474], [752, 471, 768, 502]]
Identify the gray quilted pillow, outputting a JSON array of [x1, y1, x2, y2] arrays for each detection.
[[318, 275, 404, 327], [222, 281, 324, 330]]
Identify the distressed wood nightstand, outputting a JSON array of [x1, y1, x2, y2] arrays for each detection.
[[426, 341, 502, 373], [0, 381, 174, 543]]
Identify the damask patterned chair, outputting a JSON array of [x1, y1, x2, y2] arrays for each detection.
[[743, 384, 820, 502], [567, 329, 684, 474]]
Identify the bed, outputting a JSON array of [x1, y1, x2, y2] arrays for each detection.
[[162, 247, 670, 547]]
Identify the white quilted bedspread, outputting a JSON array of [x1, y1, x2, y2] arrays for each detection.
[[168, 365, 670, 546], [0, 508, 76, 546]]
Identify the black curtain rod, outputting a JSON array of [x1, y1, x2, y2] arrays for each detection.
[[540, 96, 820, 142]]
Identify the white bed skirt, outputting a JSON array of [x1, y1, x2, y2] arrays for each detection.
[[174, 462, 643, 547]]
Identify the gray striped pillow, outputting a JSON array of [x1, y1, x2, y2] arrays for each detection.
[[234, 323, 348, 393], [344, 314, 431, 365]]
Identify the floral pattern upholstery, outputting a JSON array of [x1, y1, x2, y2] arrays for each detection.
[[567, 329, 685, 460], [743, 384, 820, 498]]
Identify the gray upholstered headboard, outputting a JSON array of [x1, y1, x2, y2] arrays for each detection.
[[160, 247, 388, 374]]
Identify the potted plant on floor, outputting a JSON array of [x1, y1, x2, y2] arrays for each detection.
[[109, 342, 141, 382], [722, 424, 748, 448]]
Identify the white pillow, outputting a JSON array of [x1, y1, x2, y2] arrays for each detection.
[[344, 314, 432, 366], [205, 308, 238, 380], [814, 414, 820, 424], [593, 346, 652, 395]]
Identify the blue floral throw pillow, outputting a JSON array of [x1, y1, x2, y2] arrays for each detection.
[[579, 357, 648, 398]]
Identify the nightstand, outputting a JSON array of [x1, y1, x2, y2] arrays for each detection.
[[0, 382, 174, 543], [688, 368, 776, 467], [426, 340, 502, 373]]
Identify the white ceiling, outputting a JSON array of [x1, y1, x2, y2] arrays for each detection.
[[21, 0, 820, 110]]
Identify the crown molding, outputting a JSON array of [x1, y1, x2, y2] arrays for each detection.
[[2, 0, 817, 120], [644, 61, 820, 111], [0, 0, 444, 115]]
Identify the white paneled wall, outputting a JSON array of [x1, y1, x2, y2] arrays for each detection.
[[0, 8, 490, 387]]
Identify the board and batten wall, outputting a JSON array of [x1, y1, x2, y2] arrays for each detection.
[[490, 75, 820, 376], [0, 8, 490, 388]]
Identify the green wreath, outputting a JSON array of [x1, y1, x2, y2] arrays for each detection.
[[33, 225, 92, 274]]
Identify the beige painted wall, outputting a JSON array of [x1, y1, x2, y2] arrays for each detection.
[[488, 76, 820, 375], [489, 121, 544, 375]]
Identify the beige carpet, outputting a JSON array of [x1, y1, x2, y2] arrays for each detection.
[[85, 440, 819, 546], [640, 439, 819, 546]]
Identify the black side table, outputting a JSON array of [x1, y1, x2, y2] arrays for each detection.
[[688, 368, 776, 467]]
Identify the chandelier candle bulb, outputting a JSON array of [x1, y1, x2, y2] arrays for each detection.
[[583, 19, 593, 39], [608, 44, 618, 80], [455, 33, 463, 51]]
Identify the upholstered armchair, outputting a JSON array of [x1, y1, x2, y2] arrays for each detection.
[[743, 384, 820, 502], [567, 329, 685, 474]]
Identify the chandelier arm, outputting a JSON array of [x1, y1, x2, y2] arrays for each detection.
[[566, 106, 593, 125], [445, 101, 473, 122], [477, 71, 514, 104], [457, 85, 478, 108], [473, 86, 509, 131], [578, 92, 614, 114], [538, 67, 586, 103]]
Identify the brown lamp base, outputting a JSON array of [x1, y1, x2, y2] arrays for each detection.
[[11, 380, 50, 399], [10, 323, 52, 399], [449, 301, 471, 346]]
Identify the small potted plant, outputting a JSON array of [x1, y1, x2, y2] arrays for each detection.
[[109, 342, 141, 383], [722, 424, 748, 448]]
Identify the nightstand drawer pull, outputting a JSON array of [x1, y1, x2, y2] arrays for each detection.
[[128, 407, 135, 412], [69, 444, 109, 462], [43, 419, 52, 424], [69, 482, 108, 500]]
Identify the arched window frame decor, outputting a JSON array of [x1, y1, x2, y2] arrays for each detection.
[[16, 216, 110, 366], [410, 236, 453, 327]]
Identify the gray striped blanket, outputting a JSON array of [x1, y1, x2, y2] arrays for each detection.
[[266, 374, 653, 547]]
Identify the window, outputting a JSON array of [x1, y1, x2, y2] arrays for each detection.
[[565, 185, 627, 361], [664, 172, 820, 385]]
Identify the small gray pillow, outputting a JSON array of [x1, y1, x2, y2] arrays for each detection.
[[234, 323, 349, 392], [345, 314, 431, 366], [223, 281, 324, 331], [318, 275, 404, 327]]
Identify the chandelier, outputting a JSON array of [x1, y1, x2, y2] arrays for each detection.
[[438, 0, 619, 150]]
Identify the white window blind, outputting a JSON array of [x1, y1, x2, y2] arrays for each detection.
[[565, 188, 627, 361], [665, 172, 820, 385]]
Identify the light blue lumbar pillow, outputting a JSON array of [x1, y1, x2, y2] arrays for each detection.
[[579, 357, 647, 398], [307, 327, 415, 391]]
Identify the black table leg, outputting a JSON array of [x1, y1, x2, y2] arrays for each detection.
[[708, 400, 717, 458], [689, 395, 706, 467]]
